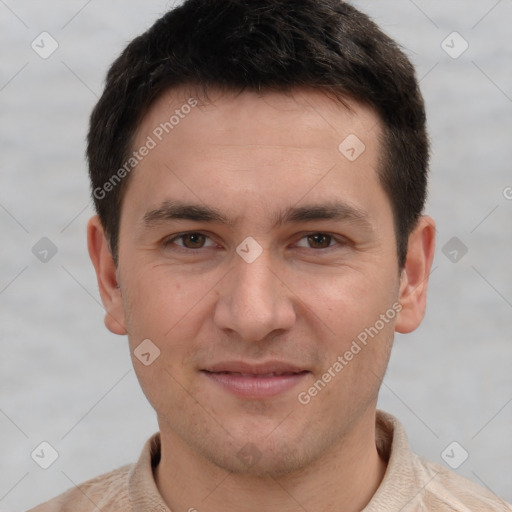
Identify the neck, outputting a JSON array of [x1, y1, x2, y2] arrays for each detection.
[[155, 409, 387, 512]]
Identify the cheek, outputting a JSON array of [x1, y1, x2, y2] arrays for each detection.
[[122, 267, 209, 408], [120, 263, 204, 344], [300, 274, 397, 409], [301, 266, 399, 340]]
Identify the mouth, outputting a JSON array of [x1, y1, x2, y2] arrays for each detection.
[[201, 361, 310, 398]]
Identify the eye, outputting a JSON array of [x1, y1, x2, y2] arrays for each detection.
[[165, 232, 216, 250], [295, 232, 339, 249]]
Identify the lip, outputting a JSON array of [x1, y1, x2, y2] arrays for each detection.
[[201, 361, 309, 398]]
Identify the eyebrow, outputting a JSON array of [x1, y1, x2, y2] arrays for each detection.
[[273, 202, 371, 229], [142, 200, 373, 231], [143, 201, 230, 226]]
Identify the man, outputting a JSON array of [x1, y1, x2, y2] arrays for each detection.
[[30, 0, 511, 510]]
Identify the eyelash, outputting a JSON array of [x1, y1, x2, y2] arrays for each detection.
[[162, 231, 347, 252]]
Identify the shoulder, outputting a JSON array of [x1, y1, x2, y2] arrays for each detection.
[[370, 411, 511, 511], [27, 464, 133, 512], [412, 453, 512, 511]]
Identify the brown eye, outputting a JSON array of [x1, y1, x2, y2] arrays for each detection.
[[306, 233, 333, 249], [180, 233, 206, 249], [164, 232, 217, 251]]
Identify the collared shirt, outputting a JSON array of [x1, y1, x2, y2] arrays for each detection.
[[29, 411, 512, 511]]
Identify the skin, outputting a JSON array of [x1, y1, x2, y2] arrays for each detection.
[[88, 87, 435, 512]]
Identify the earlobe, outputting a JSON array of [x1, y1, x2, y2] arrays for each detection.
[[395, 216, 436, 334], [87, 216, 127, 335]]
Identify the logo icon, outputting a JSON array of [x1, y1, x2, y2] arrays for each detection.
[[237, 443, 262, 467], [442, 236, 468, 263], [236, 236, 263, 263], [441, 441, 469, 469], [31, 441, 59, 469], [32, 237, 58, 263], [338, 134, 366, 162], [134, 339, 161, 366], [31, 32, 59, 59], [441, 32, 469, 59]]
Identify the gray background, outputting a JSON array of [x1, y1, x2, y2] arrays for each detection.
[[1, 1, 511, 510]]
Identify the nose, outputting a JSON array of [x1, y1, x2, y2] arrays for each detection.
[[213, 251, 296, 343]]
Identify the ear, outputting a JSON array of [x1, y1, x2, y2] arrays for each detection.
[[395, 216, 436, 334], [87, 216, 127, 335]]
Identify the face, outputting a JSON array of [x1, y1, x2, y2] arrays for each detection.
[[89, 87, 432, 477]]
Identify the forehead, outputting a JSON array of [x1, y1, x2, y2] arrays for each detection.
[[136, 86, 380, 151], [125, 86, 389, 225]]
